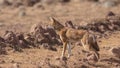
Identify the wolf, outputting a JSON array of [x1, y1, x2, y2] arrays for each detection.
[[49, 17, 100, 60]]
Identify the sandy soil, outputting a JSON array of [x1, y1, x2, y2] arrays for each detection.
[[0, 1, 120, 68]]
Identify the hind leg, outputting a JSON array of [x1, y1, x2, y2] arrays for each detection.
[[67, 42, 71, 58], [81, 39, 86, 49]]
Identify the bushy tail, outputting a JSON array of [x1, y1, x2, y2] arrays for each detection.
[[94, 51, 100, 61]]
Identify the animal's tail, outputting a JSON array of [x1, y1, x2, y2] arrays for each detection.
[[71, 44, 75, 49], [94, 51, 100, 61]]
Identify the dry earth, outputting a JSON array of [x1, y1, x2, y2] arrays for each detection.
[[0, 1, 120, 68]]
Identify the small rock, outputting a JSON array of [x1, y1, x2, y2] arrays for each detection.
[[18, 9, 26, 17], [103, 46, 111, 50], [42, 43, 49, 49], [110, 47, 120, 58], [86, 53, 98, 62], [22, 0, 40, 6], [0, 0, 11, 6], [18, 6, 26, 17], [114, 63, 119, 67], [73, 62, 77, 65], [107, 11, 115, 16], [0, 22, 5, 27], [13, 63, 19, 68], [75, 42, 82, 46], [59, 0, 70, 2], [34, 3, 45, 10], [77, 51, 81, 55], [11, 60, 15, 63], [41, 0, 55, 5], [82, 50, 88, 53], [55, 57, 60, 60], [82, 58, 88, 62], [61, 57, 67, 61], [79, 59, 82, 61], [81, 64, 88, 68], [102, 1, 117, 7], [0, 60, 5, 64]]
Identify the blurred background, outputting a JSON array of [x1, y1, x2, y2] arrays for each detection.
[[0, 0, 120, 68]]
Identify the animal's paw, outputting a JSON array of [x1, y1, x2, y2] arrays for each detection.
[[61, 56, 67, 61], [67, 55, 70, 58], [67, 54, 73, 58]]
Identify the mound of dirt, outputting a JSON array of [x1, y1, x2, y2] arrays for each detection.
[[29, 23, 60, 45], [110, 46, 120, 58], [77, 11, 120, 38], [0, 11, 120, 54]]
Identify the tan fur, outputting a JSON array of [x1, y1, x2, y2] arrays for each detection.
[[49, 17, 100, 60]]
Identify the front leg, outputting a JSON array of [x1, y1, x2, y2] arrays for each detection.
[[59, 30, 68, 59], [61, 42, 67, 59]]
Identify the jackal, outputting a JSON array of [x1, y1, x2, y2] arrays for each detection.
[[49, 17, 100, 60]]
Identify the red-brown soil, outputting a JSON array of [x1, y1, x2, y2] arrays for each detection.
[[0, 1, 120, 68]]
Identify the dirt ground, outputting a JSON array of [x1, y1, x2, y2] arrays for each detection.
[[0, 1, 120, 68]]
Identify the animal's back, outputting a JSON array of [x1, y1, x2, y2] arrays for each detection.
[[65, 28, 87, 42]]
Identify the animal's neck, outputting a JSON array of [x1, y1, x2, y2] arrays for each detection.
[[55, 26, 64, 31], [54, 23, 64, 32]]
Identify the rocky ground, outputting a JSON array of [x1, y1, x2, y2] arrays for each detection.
[[0, 0, 120, 68]]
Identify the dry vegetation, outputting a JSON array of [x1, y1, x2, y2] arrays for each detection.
[[0, 0, 120, 68]]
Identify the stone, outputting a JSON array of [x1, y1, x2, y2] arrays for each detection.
[[110, 47, 120, 58], [13, 63, 19, 68], [102, 1, 117, 7], [0, 22, 5, 27], [86, 53, 98, 62]]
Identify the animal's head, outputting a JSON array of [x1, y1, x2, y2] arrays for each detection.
[[49, 17, 64, 31]]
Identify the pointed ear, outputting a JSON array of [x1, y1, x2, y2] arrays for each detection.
[[49, 17, 54, 22], [49, 17, 64, 29], [49, 17, 58, 24], [4, 30, 10, 37]]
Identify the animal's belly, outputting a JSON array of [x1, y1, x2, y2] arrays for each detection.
[[65, 28, 86, 42], [67, 36, 82, 42]]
